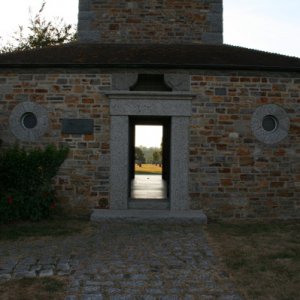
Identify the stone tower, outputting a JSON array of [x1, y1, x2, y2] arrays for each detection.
[[78, 0, 223, 44]]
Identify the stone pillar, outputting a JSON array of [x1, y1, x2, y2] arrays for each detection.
[[110, 116, 128, 209], [170, 117, 190, 210]]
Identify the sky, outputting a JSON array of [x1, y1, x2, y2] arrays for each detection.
[[0, 0, 79, 44], [136, 126, 162, 148], [0, 0, 299, 57], [0, 0, 299, 147], [224, 0, 300, 58]]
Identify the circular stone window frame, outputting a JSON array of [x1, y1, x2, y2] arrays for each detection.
[[251, 104, 290, 145], [9, 102, 49, 142]]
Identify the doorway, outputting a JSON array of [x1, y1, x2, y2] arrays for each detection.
[[129, 117, 171, 202], [108, 91, 191, 211]]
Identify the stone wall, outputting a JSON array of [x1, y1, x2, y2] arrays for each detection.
[[0, 71, 111, 213], [190, 71, 300, 219], [78, 0, 223, 44], [0, 69, 299, 219]]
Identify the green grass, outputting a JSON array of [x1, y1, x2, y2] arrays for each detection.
[[205, 221, 300, 300], [135, 163, 162, 174], [0, 217, 90, 240], [2, 216, 299, 300], [0, 277, 68, 300]]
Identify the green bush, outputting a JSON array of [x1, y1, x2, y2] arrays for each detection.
[[0, 145, 69, 223]]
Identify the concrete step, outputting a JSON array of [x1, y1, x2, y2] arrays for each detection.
[[90, 209, 207, 224], [128, 199, 170, 210]]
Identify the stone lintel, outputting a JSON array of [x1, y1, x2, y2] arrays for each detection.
[[106, 91, 195, 99], [108, 92, 194, 117], [110, 99, 192, 117]]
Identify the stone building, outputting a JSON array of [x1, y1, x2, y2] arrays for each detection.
[[0, 0, 299, 221]]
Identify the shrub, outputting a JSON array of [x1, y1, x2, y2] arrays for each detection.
[[0, 145, 69, 223]]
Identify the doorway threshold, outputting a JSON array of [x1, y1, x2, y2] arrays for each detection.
[[129, 199, 169, 210], [131, 174, 167, 200], [91, 209, 207, 224]]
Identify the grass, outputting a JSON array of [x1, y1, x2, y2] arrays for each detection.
[[2, 215, 299, 299], [205, 221, 300, 300], [0, 277, 68, 300], [0, 217, 90, 240], [0, 217, 88, 299], [135, 163, 162, 174]]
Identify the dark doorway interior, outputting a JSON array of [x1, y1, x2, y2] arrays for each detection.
[[129, 117, 171, 201]]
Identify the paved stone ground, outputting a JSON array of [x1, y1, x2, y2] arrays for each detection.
[[0, 223, 242, 299]]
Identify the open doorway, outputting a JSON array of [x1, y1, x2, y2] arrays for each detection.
[[129, 117, 170, 201], [109, 92, 191, 211]]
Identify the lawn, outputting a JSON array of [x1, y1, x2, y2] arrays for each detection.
[[0, 277, 68, 300], [1, 217, 299, 300], [205, 221, 300, 300], [135, 163, 162, 174], [0, 217, 90, 240], [0, 217, 90, 299]]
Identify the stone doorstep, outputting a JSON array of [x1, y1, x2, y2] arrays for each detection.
[[90, 209, 207, 224], [128, 199, 170, 210]]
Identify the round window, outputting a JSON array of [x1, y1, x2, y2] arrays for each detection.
[[9, 102, 49, 142], [262, 115, 278, 132], [251, 104, 290, 145], [21, 112, 38, 129]]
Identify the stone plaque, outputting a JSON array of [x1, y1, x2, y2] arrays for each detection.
[[61, 119, 94, 134]]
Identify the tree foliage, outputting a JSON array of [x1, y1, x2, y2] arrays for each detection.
[[152, 150, 162, 164], [0, 1, 76, 53], [135, 147, 145, 164], [138, 146, 162, 164]]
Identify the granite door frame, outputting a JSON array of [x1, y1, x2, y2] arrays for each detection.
[[106, 91, 194, 211]]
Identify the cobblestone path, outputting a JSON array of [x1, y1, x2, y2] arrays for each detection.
[[0, 224, 242, 299]]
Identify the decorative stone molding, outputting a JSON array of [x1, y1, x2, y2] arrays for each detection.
[[111, 73, 138, 90], [164, 74, 190, 91], [251, 104, 290, 144], [111, 73, 190, 92], [9, 102, 49, 142]]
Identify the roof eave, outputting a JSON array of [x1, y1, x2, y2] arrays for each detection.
[[0, 63, 300, 72]]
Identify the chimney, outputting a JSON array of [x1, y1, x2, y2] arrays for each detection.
[[78, 0, 223, 44]]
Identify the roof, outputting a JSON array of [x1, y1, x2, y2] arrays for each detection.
[[0, 43, 300, 72]]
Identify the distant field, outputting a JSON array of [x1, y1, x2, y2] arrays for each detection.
[[135, 164, 162, 174]]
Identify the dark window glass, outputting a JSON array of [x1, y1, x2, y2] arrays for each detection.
[[262, 115, 278, 132], [21, 112, 37, 129]]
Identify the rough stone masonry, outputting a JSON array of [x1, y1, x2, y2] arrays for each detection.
[[0, 0, 299, 220], [78, 0, 223, 44]]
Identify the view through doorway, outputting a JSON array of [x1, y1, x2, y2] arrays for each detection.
[[129, 118, 170, 200]]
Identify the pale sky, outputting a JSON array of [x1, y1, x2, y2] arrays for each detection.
[[0, 0, 299, 57], [224, 0, 300, 58], [135, 126, 162, 148], [0, 0, 299, 147]]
